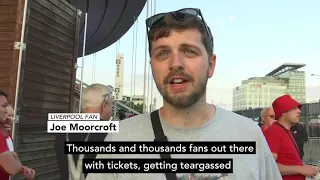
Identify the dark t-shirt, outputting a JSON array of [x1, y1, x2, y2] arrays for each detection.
[[291, 124, 308, 159]]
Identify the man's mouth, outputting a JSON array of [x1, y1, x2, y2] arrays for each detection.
[[169, 77, 189, 84]]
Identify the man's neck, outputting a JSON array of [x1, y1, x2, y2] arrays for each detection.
[[160, 98, 216, 128], [0, 127, 8, 137], [277, 119, 292, 129], [262, 124, 268, 130]]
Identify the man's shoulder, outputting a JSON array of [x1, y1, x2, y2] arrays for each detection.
[[264, 123, 283, 135], [119, 113, 151, 127], [217, 107, 258, 128], [106, 113, 154, 141], [215, 107, 262, 137]]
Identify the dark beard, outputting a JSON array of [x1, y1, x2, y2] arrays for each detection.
[[157, 76, 208, 109]]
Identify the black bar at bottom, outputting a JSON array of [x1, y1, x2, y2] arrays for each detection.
[[83, 158, 233, 173]]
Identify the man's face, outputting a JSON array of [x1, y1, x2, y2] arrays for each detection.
[[285, 107, 301, 124], [262, 108, 276, 127], [150, 29, 216, 108], [0, 96, 8, 123], [5, 106, 14, 123], [5, 106, 13, 118]]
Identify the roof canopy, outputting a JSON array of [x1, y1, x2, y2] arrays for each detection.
[[69, 0, 147, 57]]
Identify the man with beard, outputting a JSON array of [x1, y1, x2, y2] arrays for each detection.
[[264, 95, 320, 180], [86, 8, 281, 180]]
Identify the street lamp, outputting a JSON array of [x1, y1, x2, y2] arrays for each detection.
[[311, 74, 320, 76]]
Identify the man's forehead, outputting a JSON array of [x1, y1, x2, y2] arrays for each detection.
[[264, 108, 274, 114], [6, 105, 13, 111], [0, 96, 7, 103], [152, 29, 202, 46]]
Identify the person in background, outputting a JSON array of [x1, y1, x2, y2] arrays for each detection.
[[291, 123, 308, 160], [264, 94, 320, 180], [0, 90, 35, 180], [260, 107, 276, 133], [4, 105, 14, 151], [86, 8, 281, 180], [55, 84, 113, 180], [258, 117, 263, 126]]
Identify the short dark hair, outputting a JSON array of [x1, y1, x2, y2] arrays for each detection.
[[0, 90, 8, 99], [148, 14, 213, 57]]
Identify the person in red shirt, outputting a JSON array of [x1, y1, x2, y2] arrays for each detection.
[[264, 94, 320, 180], [0, 90, 35, 180], [259, 107, 276, 133], [0, 90, 22, 180]]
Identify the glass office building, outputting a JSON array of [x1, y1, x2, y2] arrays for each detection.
[[233, 77, 287, 111], [277, 71, 306, 103], [233, 63, 306, 111]]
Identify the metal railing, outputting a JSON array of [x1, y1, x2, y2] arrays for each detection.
[[112, 100, 141, 120], [304, 137, 320, 165]]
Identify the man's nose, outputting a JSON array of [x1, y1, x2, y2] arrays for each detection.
[[169, 53, 184, 70]]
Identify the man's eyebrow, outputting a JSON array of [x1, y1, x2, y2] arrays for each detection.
[[180, 43, 202, 51], [152, 45, 169, 53], [152, 43, 202, 52]]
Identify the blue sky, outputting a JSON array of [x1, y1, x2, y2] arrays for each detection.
[[76, 0, 320, 110]]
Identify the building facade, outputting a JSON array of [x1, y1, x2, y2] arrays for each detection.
[[277, 70, 306, 103], [233, 63, 306, 111], [233, 77, 287, 111]]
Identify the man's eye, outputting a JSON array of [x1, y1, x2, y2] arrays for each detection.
[[186, 50, 195, 54], [158, 52, 168, 56], [185, 50, 197, 55], [156, 52, 169, 59]]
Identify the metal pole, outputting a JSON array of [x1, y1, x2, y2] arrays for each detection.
[[142, 0, 150, 113], [251, 90, 255, 120], [133, 18, 138, 96], [78, 12, 88, 113], [146, 0, 153, 112], [146, 63, 150, 112], [130, 16, 136, 108], [113, 101, 117, 120], [149, 0, 157, 112], [12, 0, 28, 145]]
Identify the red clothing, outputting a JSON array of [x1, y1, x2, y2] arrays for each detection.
[[0, 131, 10, 180], [264, 123, 304, 180], [260, 126, 266, 133]]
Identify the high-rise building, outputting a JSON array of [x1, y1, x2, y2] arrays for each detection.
[[233, 63, 306, 111], [266, 63, 306, 103]]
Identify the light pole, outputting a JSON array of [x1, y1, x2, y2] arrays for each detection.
[[311, 74, 320, 77]]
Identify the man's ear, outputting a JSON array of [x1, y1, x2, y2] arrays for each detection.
[[102, 101, 108, 110], [208, 54, 216, 78]]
